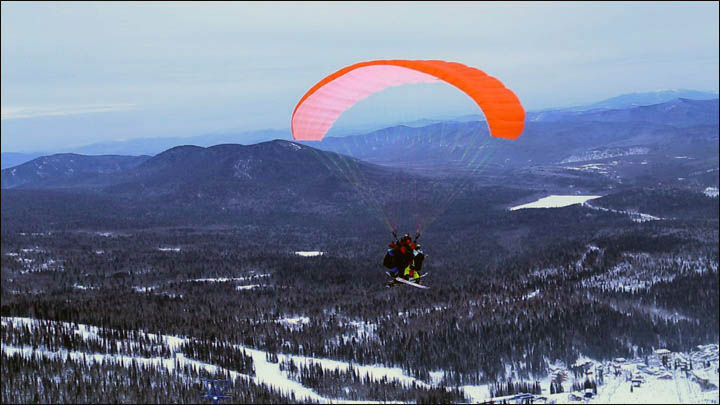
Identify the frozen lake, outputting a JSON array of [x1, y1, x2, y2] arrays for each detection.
[[510, 195, 603, 211]]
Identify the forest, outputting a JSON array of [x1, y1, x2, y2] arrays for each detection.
[[2, 181, 717, 402]]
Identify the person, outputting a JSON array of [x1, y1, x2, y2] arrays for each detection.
[[384, 233, 424, 282], [403, 242, 424, 282], [384, 234, 412, 278]]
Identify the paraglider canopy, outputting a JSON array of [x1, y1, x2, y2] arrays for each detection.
[[292, 59, 525, 142]]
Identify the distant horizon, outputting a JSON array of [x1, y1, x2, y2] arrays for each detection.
[[2, 89, 718, 155]]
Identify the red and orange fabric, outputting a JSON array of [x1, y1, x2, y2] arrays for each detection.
[[292, 59, 525, 142]]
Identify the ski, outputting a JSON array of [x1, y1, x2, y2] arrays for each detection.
[[392, 276, 429, 289], [385, 272, 428, 287], [386, 271, 428, 281]]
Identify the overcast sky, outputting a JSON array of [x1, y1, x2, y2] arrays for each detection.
[[1, 1, 718, 152]]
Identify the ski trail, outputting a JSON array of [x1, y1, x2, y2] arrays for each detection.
[[237, 345, 328, 403]]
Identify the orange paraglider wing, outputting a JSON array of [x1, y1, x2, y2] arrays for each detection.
[[291, 60, 525, 141]]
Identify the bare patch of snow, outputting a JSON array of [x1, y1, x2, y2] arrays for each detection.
[[295, 251, 325, 257], [235, 284, 260, 291], [277, 316, 310, 330], [703, 187, 719, 198], [561, 147, 649, 163], [132, 285, 158, 293]]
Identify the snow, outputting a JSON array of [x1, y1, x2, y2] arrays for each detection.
[[295, 251, 325, 257], [704, 187, 719, 198], [132, 285, 158, 293], [524, 289, 540, 300], [158, 247, 181, 252], [561, 147, 649, 163], [186, 274, 269, 283], [276, 316, 310, 329], [461, 384, 492, 403], [235, 284, 260, 291], [563, 164, 609, 174], [510, 195, 603, 210], [585, 202, 663, 223], [346, 320, 378, 341]]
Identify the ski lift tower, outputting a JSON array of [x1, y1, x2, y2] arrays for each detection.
[[201, 379, 232, 405]]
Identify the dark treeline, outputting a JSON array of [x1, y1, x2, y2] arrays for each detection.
[[489, 380, 542, 397], [279, 359, 467, 402], [180, 338, 255, 376]]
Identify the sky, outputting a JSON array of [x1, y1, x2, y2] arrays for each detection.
[[1, 1, 718, 152]]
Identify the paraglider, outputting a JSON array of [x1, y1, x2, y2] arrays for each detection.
[[291, 59, 525, 142], [291, 60, 525, 288]]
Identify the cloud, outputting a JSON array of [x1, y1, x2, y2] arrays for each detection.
[[1, 104, 135, 120]]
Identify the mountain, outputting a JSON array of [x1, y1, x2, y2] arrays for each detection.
[[0, 141, 397, 211], [101, 140, 391, 203], [68, 128, 290, 156], [312, 99, 718, 162], [0, 129, 291, 170], [578, 89, 719, 110], [0, 140, 406, 230], [1, 153, 151, 189], [305, 98, 719, 192], [536, 98, 719, 126], [0, 152, 44, 170]]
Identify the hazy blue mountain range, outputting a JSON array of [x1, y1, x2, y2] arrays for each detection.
[[3, 98, 717, 195], [308, 98, 718, 177], [0, 129, 289, 169], [2, 90, 717, 170], [578, 89, 719, 110]]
